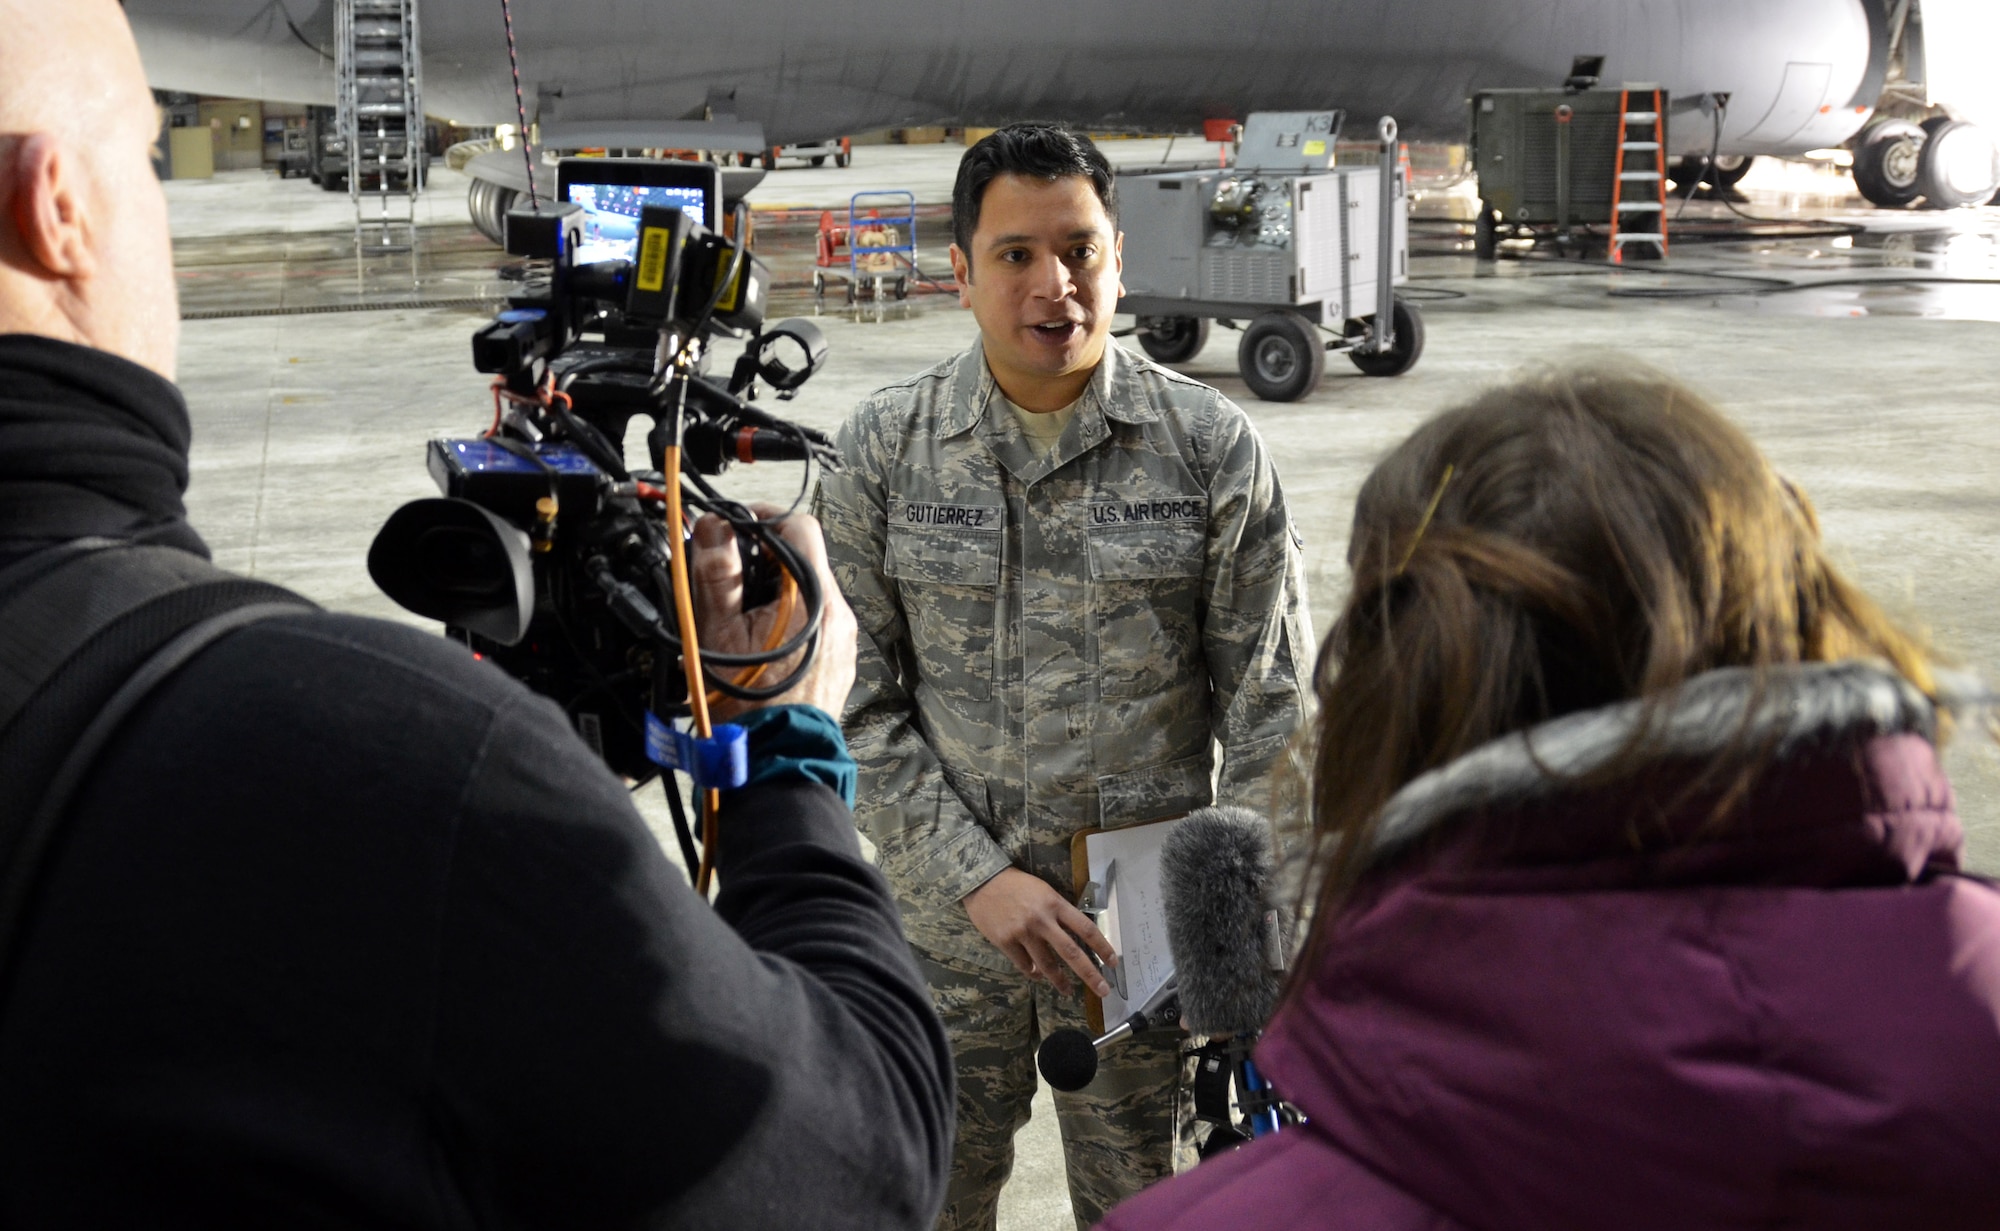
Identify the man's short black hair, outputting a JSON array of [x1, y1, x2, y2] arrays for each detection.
[[951, 123, 1117, 270]]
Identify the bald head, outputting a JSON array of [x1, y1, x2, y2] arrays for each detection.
[[0, 0, 149, 136], [0, 0, 179, 379]]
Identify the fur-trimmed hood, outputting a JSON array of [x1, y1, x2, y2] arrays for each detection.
[[1367, 659, 1943, 870], [1105, 662, 2000, 1231], [1270, 662, 1961, 911]]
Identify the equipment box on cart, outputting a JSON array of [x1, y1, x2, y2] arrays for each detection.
[[1117, 112, 1422, 402]]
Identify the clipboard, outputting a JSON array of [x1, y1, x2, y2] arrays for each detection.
[[1070, 815, 1187, 1036]]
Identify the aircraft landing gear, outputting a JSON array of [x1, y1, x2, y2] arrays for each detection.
[[1852, 117, 2000, 209], [1915, 118, 2000, 209], [1852, 120, 1926, 207]]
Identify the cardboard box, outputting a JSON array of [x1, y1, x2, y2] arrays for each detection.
[[167, 126, 214, 179]]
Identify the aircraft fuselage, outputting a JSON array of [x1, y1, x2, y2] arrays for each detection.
[[128, 0, 1886, 157]]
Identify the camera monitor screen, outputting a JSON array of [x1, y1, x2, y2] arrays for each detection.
[[557, 159, 723, 266]]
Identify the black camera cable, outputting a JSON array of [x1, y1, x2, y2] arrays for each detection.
[[635, 517, 825, 689]]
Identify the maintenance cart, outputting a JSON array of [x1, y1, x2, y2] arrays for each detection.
[[812, 190, 917, 305], [1118, 112, 1422, 402], [1468, 69, 1673, 263]]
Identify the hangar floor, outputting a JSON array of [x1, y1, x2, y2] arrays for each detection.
[[168, 149, 2000, 1230]]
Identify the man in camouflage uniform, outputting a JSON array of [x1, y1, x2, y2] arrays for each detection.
[[815, 124, 1310, 1231]]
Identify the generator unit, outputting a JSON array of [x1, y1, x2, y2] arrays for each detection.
[[1118, 111, 1421, 402], [1469, 71, 1673, 259]]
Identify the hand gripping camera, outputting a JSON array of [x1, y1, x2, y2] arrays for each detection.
[[368, 160, 836, 882]]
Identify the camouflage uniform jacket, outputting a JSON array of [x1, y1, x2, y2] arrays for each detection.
[[816, 339, 1311, 974]]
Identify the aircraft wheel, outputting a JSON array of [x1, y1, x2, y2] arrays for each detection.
[[1916, 119, 2000, 209], [1667, 156, 1706, 192], [1852, 120, 1926, 207], [1137, 315, 1209, 364], [1669, 154, 1755, 192], [1348, 297, 1425, 378], [1237, 312, 1325, 402], [1710, 154, 1754, 189]]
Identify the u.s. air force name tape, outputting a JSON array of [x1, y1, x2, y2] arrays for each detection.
[[1088, 497, 1208, 527], [644, 712, 749, 788]]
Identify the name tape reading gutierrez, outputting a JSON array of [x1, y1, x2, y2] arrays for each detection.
[[897, 501, 1003, 530]]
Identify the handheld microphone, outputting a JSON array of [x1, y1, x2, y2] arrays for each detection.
[[1036, 974, 1179, 1093], [1160, 805, 1290, 1037]]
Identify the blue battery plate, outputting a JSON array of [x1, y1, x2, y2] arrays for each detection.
[[437, 439, 601, 476]]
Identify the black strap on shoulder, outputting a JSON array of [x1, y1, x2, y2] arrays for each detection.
[[0, 541, 318, 996]]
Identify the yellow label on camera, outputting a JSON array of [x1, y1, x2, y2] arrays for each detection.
[[637, 227, 670, 292], [1304, 139, 1326, 156], [716, 266, 741, 311]]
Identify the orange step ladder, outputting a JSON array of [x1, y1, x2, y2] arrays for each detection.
[[1609, 87, 1668, 263]]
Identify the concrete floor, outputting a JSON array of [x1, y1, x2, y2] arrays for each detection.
[[171, 149, 2000, 1230]]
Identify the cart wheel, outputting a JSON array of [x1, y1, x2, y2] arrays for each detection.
[[844, 281, 855, 305], [836, 151, 851, 168], [811, 155, 827, 168], [1237, 312, 1325, 402], [1474, 208, 1498, 261], [1348, 297, 1426, 378], [762, 149, 777, 171], [1137, 315, 1209, 364], [812, 270, 825, 301], [894, 275, 908, 300]]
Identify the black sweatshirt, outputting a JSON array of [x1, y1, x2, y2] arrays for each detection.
[[0, 335, 954, 1229]]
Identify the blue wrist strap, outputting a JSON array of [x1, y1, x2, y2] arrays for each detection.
[[734, 705, 857, 807]]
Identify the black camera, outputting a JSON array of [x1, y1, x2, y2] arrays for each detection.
[[368, 158, 836, 795]]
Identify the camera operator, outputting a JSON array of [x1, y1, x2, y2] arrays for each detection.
[[0, 5, 952, 1227]]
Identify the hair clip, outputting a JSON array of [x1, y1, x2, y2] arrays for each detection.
[[1394, 464, 1455, 576]]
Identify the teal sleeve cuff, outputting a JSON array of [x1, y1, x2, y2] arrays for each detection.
[[734, 704, 857, 808]]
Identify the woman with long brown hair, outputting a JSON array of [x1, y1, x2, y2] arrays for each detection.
[[1101, 363, 2000, 1230]]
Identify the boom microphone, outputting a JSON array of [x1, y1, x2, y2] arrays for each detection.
[[1161, 806, 1290, 1037], [1036, 975, 1180, 1093]]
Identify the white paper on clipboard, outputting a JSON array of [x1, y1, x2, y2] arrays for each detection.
[[1084, 818, 1186, 1027]]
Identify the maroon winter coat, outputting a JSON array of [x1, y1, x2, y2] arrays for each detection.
[[1101, 663, 2000, 1230]]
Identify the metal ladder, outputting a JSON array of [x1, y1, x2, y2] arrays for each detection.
[[336, 0, 423, 250], [1609, 86, 1667, 264]]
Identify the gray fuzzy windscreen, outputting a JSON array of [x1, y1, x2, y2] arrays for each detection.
[[1161, 806, 1287, 1036]]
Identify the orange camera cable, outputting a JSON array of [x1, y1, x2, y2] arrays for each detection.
[[636, 470, 799, 896], [706, 570, 797, 704], [659, 438, 723, 897]]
